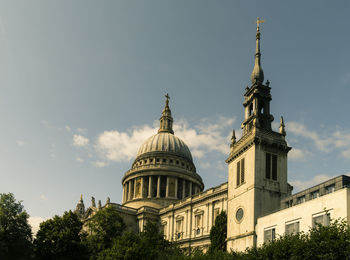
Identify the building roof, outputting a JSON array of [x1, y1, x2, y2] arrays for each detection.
[[136, 132, 193, 162]]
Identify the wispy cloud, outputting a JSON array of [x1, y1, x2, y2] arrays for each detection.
[[287, 122, 331, 152], [40, 194, 48, 201], [92, 161, 109, 168], [76, 157, 84, 163], [95, 125, 156, 162], [94, 116, 235, 163], [73, 134, 89, 147], [340, 71, 350, 85], [77, 128, 87, 134], [28, 216, 46, 236], [288, 148, 311, 161], [287, 122, 350, 159], [16, 140, 25, 146], [290, 174, 335, 192]]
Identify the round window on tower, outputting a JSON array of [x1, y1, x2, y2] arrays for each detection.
[[236, 208, 244, 222]]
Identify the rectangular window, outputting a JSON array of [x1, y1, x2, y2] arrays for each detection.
[[176, 219, 183, 239], [265, 153, 271, 179], [264, 228, 276, 243], [285, 222, 299, 235], [325, 184, 335, 194], [176, 220, 182, 233], [236, 161, 241, 186], [266, 153, 277, 180], [195, 214, 202, 236], [310, 190, 320, 199], [285, 200, 294, 208], [161, 223, 167, 238], [297, 195, 305, 204], [313, 213, 330, 227], [195, 215, 202, 228], [236, 158, 245, 187], [272, 155, 277, 180], [214, 208, 220, 221], [241, 158, 245, 183]]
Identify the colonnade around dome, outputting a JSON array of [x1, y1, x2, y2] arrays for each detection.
[[122, 175, 202, 204]]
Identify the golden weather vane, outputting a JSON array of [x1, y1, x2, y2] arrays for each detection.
[[256, 17, 265, 30]]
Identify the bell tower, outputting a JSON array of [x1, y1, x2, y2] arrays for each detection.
[[226, 18, 292, 252], [242, 18, 273, 135]]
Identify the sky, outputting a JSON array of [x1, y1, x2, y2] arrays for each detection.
[[1, 0, 350, 233]]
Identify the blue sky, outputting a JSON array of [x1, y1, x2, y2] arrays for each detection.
[[1, 1, 350, 231]]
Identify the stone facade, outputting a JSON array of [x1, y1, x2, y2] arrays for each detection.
[[76, 20, 350, 253]]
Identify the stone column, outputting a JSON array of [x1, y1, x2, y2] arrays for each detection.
[[189, 182, 192, 196], [157, 176, 161, 198], [174, 178, 178, 199], [182, 179, 186, 198], [133, 178, 137, 199], [122, 184, 125, 203], [140, 177, 144, 198], [148, 176, 152, 198], [128, 181, 132, 200], [166, 177, 170, 198]]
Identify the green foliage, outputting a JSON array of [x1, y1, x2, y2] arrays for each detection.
[[209, 211, 227, 253], [98, 220, 183, 260], [303, 219, 350, 259], [0, 193, 32, 260], [84, 206, 126, 257], [34, 210, 87, 260], [166, 218, 350, 260], [239, 219, 350, 260]]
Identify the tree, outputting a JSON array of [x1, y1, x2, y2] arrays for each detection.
[[34, 210, 87, 260], [98, 220, 182, 260], [303, 219, 350, 259], [84, 206, 126, 257], [209, 211, 227, 253], [0, 193, 32, 260], [240, 219, 350, 260]]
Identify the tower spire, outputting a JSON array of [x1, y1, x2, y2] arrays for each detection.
[[279, 116, 286, 136], [75, 194, 85, 219], [251, 17, 264, 84], [158, 94, 174, 134]]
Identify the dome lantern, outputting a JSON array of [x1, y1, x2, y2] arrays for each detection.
[[158, 94, 174, 134]]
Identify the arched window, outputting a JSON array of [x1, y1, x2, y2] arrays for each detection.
[[259, 103, 265, 114], [249, 103, 253, 116]]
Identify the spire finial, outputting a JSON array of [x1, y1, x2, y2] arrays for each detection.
[[80, 194, 83, 202], [256, 17, 264, 31], [230, 129, 236, 148], [251, 17, 265, 84], [158, 94, 174, 134], [279, 116, 286, 136], [165, 93, 170, 106]]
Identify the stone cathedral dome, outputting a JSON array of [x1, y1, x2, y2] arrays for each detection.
[[136, 133, 193, 163], [121, 95, 204, 209]]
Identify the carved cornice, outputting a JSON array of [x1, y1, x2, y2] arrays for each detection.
[[226, 128, 291, 164], [159, 183, 228, 214]]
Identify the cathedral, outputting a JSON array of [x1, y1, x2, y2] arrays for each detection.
[[75, 20, 350, 252]]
